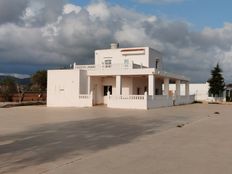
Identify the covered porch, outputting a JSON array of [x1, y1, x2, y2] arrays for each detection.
[[86, 72, 194, 109]]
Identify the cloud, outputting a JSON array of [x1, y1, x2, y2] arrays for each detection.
[[135, 0, 185, 4], [0, 0, 231, 82], [0, 0, 28, 25], [63, 4, 81, 14], [21, 0, 65, 27]]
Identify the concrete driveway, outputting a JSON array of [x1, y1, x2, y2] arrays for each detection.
[[0, 104, 231, 174]]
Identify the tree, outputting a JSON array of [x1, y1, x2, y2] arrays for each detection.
[[31, 70, 47, 91], [0, 77, 17, 101], [207, 63, 225, 97]]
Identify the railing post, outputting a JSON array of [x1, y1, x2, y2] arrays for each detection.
[[144, 91, 148, 109], [164, 77, 170, 97], [90, 91, 93, 99], [107, 91, 110, 100], [90, 91, 93, 106], [144, 92, 147, 101]]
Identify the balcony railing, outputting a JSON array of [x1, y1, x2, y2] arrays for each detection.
[[109, 95, 145, 100], [73, 63, 188, 81], [74, 62, 149, 71]]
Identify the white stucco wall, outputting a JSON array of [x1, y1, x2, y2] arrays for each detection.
[[168, 83, 209, 101], [122, 77, 133, 95], [47, 69, 80, 107], [132, 77, 148, 95], [147, 96, 173, 109], [175, 95, 195, 105], [90, 77, 103, 105], [95, 47, 149, 67]]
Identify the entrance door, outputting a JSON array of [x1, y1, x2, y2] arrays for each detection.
[[103, 85, 112, 104]]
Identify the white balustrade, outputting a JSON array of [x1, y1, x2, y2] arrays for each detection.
[[78, 92, 93, 107], [109, 95, 145, 100], [74, 62, 148, 71]]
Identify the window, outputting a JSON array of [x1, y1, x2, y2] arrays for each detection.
[[104, 59, 112, 68], [104, 86, 112, 96]]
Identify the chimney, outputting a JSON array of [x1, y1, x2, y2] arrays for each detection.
[[110, 43, 119, 49]]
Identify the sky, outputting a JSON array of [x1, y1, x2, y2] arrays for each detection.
[[0, 0, 232, 82]]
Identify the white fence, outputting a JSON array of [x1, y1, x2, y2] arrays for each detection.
[[78, 93, 93, 107], [147, 95, 173, 109], [109, 95, 145, 100], [108, 94, 195, 109], [108, 94, 147, 109], [174, 95, 195, 105]]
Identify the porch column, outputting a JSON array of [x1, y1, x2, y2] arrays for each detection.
[[148, 74, 155, 96], [175, 80, 181, 96], [164, 77, 169, 96], [116, 75, 122, 95], [185, 81, 190, 96], [88, 76, 91, 94]]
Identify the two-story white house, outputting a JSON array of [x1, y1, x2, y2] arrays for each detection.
[[47, 43, 194, 109]]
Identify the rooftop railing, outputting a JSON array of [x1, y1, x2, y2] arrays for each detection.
[[74, 62, 143, 71], [73, 62, 189, 81]]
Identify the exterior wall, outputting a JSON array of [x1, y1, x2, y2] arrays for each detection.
[[168, 83, 209, 101], [95, 47, 150, 67], [147, 95, 173, 109], [175, 95, 195, 105], [168, 83, 227, 102], [132, 77, 148, 95], [90, 77, 104, 105], [131, 76, 162, 95], [188, 83, 209, 101], [47, 69, 80, 107], [122, 77, 133, 95]]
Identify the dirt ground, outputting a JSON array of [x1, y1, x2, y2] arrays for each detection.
[[0, 104, 231, 174]]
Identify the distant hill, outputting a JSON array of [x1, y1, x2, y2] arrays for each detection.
[[0, 76, 31, 85]]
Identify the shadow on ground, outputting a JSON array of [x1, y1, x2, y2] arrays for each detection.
[[0, 115, 184, 173]]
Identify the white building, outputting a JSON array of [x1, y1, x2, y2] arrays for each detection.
[[168, 83, 228, 102], [47, 43, 194, 109], [168, 83, 209, 101]]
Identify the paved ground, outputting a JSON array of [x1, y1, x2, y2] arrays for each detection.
[[0, 104, 231, 174]]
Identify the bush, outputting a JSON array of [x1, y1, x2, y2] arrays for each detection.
[[0, 77, 17, 102]]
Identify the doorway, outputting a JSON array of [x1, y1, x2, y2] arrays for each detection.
[[103, 85, 112, 104]]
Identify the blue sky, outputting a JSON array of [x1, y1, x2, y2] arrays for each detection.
[[71, 0, 232, 30]]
